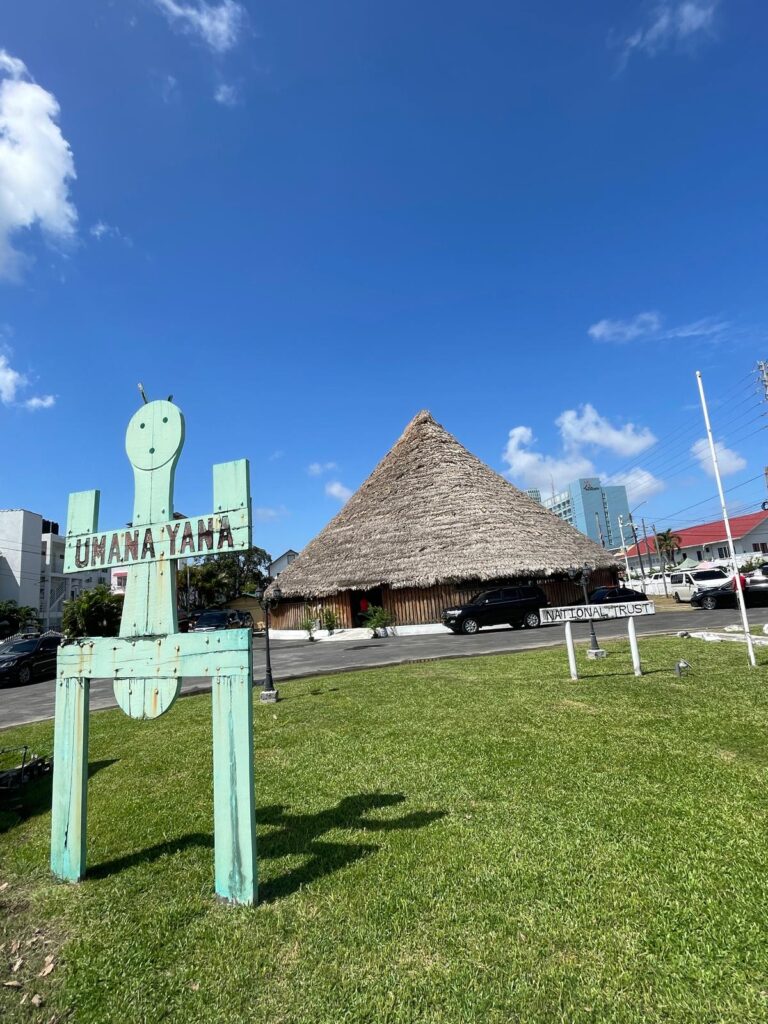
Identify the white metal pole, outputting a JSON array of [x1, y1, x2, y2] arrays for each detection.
[[627, 616, 642, 676], [565, 621, 578, 680], [618, 515, 631, 580], [696, 370, 756, 668]]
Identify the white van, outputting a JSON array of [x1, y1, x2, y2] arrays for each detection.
[[668, 568, 729, 603]]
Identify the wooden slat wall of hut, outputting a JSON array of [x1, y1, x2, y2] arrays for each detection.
[[270, 594, 353, 630], [272, 567, 618, 629], [386, 569, 618, 625]]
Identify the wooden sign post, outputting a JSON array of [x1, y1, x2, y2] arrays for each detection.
[[51, 398, 258, 905]]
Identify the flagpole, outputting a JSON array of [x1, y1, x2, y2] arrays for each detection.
[[696, 370, 756, 667]]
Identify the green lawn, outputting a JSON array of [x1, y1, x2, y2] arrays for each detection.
[[2, 637, 768, 1024]]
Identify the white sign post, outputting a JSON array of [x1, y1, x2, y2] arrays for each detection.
[[542, 602, 655, 679], [627, 616, 642, 676], [564, 620, 578, 680]]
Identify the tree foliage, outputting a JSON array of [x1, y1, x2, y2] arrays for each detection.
[[62, 585, 124, 638], [0, 600, 39, 637], [655, 529, 683, 566], [180, 547, 271, 609]]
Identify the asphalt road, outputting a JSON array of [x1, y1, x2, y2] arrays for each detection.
[[2, 606, 766, 730]]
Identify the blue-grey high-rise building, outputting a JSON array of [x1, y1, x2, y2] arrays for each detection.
[[542, 477, 630, 548]]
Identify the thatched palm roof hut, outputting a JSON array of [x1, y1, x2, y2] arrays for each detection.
[[270, 411, 618, 629]]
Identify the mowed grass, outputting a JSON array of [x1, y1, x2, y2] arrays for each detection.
[[2, 637, 768, 1024]]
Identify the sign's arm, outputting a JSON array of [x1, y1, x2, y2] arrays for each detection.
[[64, 460, 252, 574], [66, 489, 100, 546]]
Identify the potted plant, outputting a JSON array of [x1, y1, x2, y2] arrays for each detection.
[[299, 605, 317, 641], [363, 606, 394, 638], [322, 608, 339, 635]]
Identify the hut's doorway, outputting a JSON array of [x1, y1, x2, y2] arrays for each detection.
[[351, 588, 383, 627]]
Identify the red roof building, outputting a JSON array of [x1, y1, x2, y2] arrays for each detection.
[[624, 510, 768, 562]]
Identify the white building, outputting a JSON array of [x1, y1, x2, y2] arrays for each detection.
[[269, 549, 299, 577], [0, 509, 109, 631], [623, 509, 768, 572]]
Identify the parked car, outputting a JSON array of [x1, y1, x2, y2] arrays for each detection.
[[667, 568, 729, 603], [442, 586, 549, 635], [0, 634, 61, 687], [691, 581, 768, 611], [588, 587, 649, 604], [191, 609, 243, 632], [235, 610, 255, 632]]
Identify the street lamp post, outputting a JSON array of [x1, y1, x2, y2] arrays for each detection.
[[255, 582, 281, 703], [569, 563, 605, 659]]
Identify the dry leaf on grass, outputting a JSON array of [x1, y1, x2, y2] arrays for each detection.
[[2, 980, 22, 989], [39, 956, 55, 978], [31, 993, 44, 1007], [11, 939, 20, 954], [11, 957, 23, 972], [0, 882, 9, 892]]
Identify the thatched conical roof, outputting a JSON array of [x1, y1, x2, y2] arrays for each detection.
[[271, 411, 617, 599]]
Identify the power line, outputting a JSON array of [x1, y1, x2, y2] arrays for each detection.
[[651, 473, 765, 524], [610, 389, 764, 482]]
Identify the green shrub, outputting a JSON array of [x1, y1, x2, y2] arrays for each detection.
[[322, 608, 339, 634], [62, 585, 123, 638], [363, 606, 395, 635]]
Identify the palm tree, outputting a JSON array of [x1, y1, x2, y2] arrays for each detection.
[[655, 529, 682, 568]]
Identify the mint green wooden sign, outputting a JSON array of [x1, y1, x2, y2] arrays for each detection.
[[51, 398, 258, 905]]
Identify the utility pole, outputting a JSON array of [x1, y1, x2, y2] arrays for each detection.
[[696, 370, 755, 667], [757, 360, 768, 401], [594, 511, 606, 548], [641, 519, 654, 572], [617, 515, 631, 579], [652, 523, 669, 596], [629, 517, 648, 584]]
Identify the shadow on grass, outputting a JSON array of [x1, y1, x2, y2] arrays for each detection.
[[284, 687, 340, 700], [578, 668, 669, 680], [0, 759, 118, 835], [89, 793, 446, 903]]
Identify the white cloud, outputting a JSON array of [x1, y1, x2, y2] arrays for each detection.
[[214, 83, 238, 106], [588, 312, 661, 343], [160, 74, 180, 104], [325, 480, 352, 503], [0, 52, 27, 79], [502, 405, 660, 496], [0, 51, 77, 280], [0, 352, 24, 404], [664, 316, 730, 338], [556, 404, 656, 457], [0, 352, 55, 411], [253, 505, 288, 521], [153, 0, 247, 53], [606, 467, 665, 503], [620, 2, 718, 64], [502, 426, 596, 494], [588, 311, 732, 346], [691, 438, 747, 477], [90, 220, 131, 246], [308, 461, 338, 476], [24, 394, 55, 411]]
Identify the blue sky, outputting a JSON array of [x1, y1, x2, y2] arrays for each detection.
[[1, 0, 767, 558]]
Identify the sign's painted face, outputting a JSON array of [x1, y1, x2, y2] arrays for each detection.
[[125, 400, 185, 472]]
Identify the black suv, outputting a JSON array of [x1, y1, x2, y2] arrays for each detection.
[[442, 586, 549, 635], [0, 634, 61, 687]]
